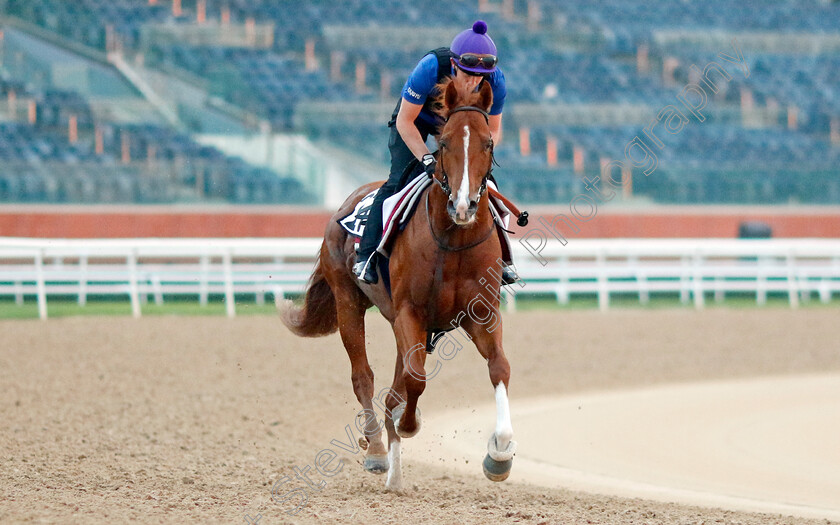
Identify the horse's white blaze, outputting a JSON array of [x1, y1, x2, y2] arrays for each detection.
[[385, 441, 402, 491], [455, 124, 470, 221], [495, 382, 513, 450]]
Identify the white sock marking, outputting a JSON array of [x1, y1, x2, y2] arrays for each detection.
[[495, 382, 513, 450], [385, 441, 402, 491], [456, 125, 470, 221]]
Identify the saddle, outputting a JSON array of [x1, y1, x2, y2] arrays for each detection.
[[338, 171, 515, 264]]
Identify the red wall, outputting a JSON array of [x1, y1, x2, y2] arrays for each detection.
[[0, 208, 331, 238], [524, 209, 840, 238], [0, 206, 839, 238]]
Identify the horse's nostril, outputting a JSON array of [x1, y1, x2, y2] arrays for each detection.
[[447, 200, 456, 215], [468, 201, 478, 213]]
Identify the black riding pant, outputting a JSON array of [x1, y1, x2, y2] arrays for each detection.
[[357, 121, 435, 261]]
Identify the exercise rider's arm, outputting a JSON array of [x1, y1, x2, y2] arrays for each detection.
[[395, 99, 432, 161], [397, 95, 503, 152], [489, 113, 502, 146]]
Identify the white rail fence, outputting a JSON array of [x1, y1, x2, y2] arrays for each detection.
[[1, 237, 839, 319]]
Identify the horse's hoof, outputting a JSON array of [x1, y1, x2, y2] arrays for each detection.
[[482, 453, 513, 482], [363, 454, 389, 475], [384, 479, 404, 493], [391, 403, 421, 439]]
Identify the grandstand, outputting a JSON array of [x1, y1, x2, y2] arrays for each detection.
[[0, 0, 839, 205]]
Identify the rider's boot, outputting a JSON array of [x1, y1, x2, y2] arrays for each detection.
[[353, 252, 379, 285], [501, 265, 520, 285]]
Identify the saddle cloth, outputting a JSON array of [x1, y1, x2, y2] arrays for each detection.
[[338, 172, 514, 262]]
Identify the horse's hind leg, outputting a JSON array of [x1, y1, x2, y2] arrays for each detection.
[[331, 277, 389, 474]]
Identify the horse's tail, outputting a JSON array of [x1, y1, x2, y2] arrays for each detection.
[[278, 249, 338, 337]]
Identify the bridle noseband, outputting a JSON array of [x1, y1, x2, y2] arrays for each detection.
[[431, 105, 494, 202]]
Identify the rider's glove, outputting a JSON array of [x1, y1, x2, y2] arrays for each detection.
[[422, 153, 437, 177]]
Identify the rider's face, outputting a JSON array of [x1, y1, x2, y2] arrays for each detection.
[[451, 60, 485, 91]]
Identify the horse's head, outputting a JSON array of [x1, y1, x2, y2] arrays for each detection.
[[434, 79, 494, 226]]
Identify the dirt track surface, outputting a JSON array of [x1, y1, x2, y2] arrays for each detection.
[[2, 309, 839, 524], [425, 373, 840, 520]]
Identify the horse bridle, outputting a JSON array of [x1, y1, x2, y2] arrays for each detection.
[[431, 105, 494, 202], [426, 104, 498, 253]]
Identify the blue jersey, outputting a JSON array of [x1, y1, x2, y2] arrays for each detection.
[[400, 53, 506, 128]]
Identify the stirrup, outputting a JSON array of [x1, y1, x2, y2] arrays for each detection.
[[501, 266, 520, 285], [353, 254, 378, 284]]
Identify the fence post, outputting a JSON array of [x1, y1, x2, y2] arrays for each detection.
[[502, 288, 516, 313], [223, 250, 235, 318], [558, 256, 569, 305], [680, 255, 690, 305], [14, 280, 24, 306], [714, 275, 725, 303], [825, 256, 840, 304], [756, 256, 768, 306], [786, 250, 799, 309], [128, 249, 141, 318], [692, 250, 705, 310], [199, 255, 209, 307], [597, 250, 608, 312], [633, 255, 650, 305], [35, 249, 47, 320], [78, 255, 88, 307], [152, 275, 164, 306]]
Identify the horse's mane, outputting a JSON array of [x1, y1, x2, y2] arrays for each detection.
[[430, 77, 491, 120]]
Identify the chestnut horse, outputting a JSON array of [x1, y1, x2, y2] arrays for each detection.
[[280, 79, 515, 491]]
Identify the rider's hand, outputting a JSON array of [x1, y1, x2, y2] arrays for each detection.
[[422, 153, 436, 177]]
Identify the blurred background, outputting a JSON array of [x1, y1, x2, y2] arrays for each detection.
[[0, 0, 839, 238]]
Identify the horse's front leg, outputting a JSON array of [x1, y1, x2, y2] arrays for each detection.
[[467, 320, 516, 481], [382, 306, 426, 492], [392, 307, 427, 438]]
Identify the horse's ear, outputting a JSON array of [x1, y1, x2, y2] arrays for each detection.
[[477, 81, 493, 112], [444, 80, 459, 112]]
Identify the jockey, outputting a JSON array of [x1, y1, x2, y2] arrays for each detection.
[[354, 20, 518, 285]]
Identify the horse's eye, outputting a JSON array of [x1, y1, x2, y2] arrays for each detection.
[[484, 141, 493, 151], [439, 141, 448, 150]]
